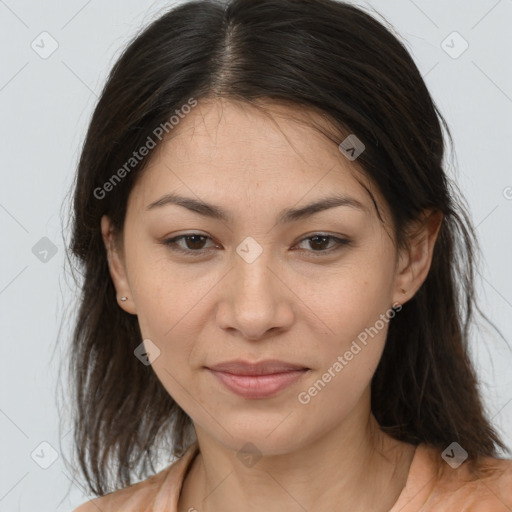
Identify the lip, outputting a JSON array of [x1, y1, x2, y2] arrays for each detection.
[[207, 359, 309, 375], [206, 359, 310, 399]]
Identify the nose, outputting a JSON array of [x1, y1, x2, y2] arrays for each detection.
[[216, 248, 294, 341]]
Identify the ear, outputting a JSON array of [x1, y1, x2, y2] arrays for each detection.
[[391, 209, 443, 307], [101, 215, 137, 315]]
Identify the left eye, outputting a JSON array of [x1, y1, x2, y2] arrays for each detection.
[[294, 234, 350, 254], [162, 233, 350, 256]]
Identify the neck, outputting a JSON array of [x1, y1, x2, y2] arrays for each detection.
[[178, 398, 416, 512]]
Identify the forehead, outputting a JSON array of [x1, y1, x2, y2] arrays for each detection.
[[153, 98, 353, 178], [127, 98, 386, 223]]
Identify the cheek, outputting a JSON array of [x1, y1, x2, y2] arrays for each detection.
[[312, 258, 396, 343], [125, 240, 206, 338], [317, 307, 390, 393], [296, 316, 390, 429], [305, 245, 397, 395], [124, 244, 214, 397]]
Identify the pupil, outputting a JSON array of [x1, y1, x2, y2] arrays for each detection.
[[310, 236, 329, 251], [187, 235, 205, 249]]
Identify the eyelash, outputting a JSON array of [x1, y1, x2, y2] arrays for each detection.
[[162, 233, 351, 258]]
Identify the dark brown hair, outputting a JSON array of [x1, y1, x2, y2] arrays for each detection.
[[64, 0, 509, 496]]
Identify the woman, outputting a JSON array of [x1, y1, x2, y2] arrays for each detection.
[[69, 0, 512, 510]]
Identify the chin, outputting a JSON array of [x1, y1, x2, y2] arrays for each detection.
[[204, 419, 310, 458]]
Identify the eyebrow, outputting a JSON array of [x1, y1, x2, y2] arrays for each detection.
[[146, 192, 368, 224]]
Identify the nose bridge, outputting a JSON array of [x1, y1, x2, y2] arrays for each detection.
[[218, 237, 292, 339], [233, 238, 277, 308]]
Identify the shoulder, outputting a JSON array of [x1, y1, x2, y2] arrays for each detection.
[[424, 445, 512, 511], [71, 466, 171, 512], [72, 441, 200, 512]]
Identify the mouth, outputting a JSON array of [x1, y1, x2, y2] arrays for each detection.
[[206, 359, 310, 375], [205, 360, 310, 399]]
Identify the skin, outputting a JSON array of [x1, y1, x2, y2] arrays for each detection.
[[102, 98, 443, 512]]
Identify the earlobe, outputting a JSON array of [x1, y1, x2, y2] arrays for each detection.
[[100, 215, 137, 315], [392, 209, 443, 307]]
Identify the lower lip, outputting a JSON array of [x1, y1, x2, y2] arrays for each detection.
[[208, 369, 309, 399]]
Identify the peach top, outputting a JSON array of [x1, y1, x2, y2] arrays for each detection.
[[75, 441, 512, 511]]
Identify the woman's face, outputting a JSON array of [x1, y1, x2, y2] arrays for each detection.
[[104, 99, 413, 455]]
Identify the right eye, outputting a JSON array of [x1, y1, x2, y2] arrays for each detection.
[[162, 233, 220, 256]]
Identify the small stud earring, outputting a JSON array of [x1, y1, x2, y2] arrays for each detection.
[[120, 296, 128, 302]]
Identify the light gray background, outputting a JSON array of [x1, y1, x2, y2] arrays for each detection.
[[1, 0, 511, 510]]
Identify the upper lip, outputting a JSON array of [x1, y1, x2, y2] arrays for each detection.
[[207, 359, 309, 376]]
